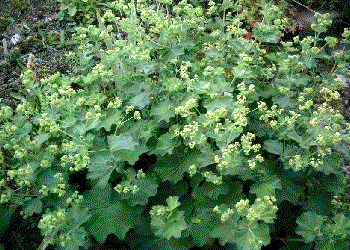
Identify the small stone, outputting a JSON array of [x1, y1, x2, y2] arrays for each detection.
[[11, 34, 22, 45]]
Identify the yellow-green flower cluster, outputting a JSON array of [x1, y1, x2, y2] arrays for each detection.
[[241, 132, 261, 156], [309, 157, 324, 169], [206, 107, 228, 122], [15, 100, 34, 118], [20, 70, 36, 89], [114, 181, 139, 194], [298, 90, 314, 111], [38, 113, 59, 134], [247, 154, 264, 170], [279, 54, 300, 73], [311, 12, 333, 34], [188, 164, 197, 177], [46, 92, 67, 109], [125, 105, 134, 114], [309, 103, 348, 151], [213, 205, 235, 222], [283, 111, 301, 129], [61, 140, 75, 152], [150, 204, 172, 217], [215, 143, 239, 172], [173, 0, 202, 17], [319, 87, 341, 102], [150, 196, 181, 219], [59, 233, 72, 247], [331, 194, 350, 215], [39, 181, 66, 197], [136, 169, 146, 179], [0, 105, 13, 120], [179, 61, 192, 79], [10, 164, 33, 187], [207, 0, 217, 15], [227, 83, 255, 132], [0, 124, 17, 140], [191, 216, 202, 224], [263, 64, 277, 80], [91, 63, 113, 78], [231, 106, 249, 133], [227, 18, 246, 36], [202, 171, 222, 185], [155, 0, 173, 5], [57, 85, 76, 98], [258, 102, 283, 126], [40, 144, 59, 168], [239, 52, 253, 63], [180, 121, 206, 148], [61, 153, 90, 172], [324, 36, 338, 48], [107, 96, 123, 109], [13, 144, 27, 159], [288, 154, 306, 171], [66, 190, 84, 205], [203, 65, 225, 78], [343, 28, 350, 38], [174, 98, 198, 118], [38, 208, 67, 237], [85, 104, 103, 122], [0, 188, 13, 204], [235, 196, 278, 223], [324, 215, 350, 239], [133, 110, 141, 120]]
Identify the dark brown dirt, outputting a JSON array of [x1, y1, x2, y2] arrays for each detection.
[[0, 0, 76, 110]]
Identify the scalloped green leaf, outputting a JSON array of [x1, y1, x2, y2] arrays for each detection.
[[210, 219, 237, 246], [275, 174, 304, 205], [129, 93, 151, 109], [252, 23, 281, 43], [23, 197, 43, 216], [125, 233, 194, 250], [316, 238, 349, 250], [151, 210, 188, 240], [153, 146, 201, 183], [185, 207, 216, 247], [296, 211, 324, 243], [301, 189, 332, 216], [59, 206, 91, 250], [151, 98, 175, 123], [112, 143, 148, 165], [87, 150, 116, 187], [231, 220, 271, 250], [318, 154, 342, 175], [151, 132, 178, 156], [250, 176, 282, 198], [166, 196, 181, 210], [82, 185, 142, 243], [333, 213, 350, 233], [203, 96, 235, 111], [108, 132, 139, 152], [263, 140, 284, 155], [192, 180, 244, 208], [118, 175, 158, 206], [95, 108, 122, 132]]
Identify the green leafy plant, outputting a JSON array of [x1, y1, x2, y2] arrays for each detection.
[[1, 0, 350, 249], [56, 0, 115, 25]]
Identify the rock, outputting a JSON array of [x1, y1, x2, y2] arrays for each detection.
[[295, 10, 339, 34], [11, 34, 22, 45]]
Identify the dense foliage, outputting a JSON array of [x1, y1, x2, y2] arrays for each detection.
[[1, 0, 350, 249]]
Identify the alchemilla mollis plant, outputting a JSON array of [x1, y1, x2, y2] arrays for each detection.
[[1, 0, 350, 249]]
